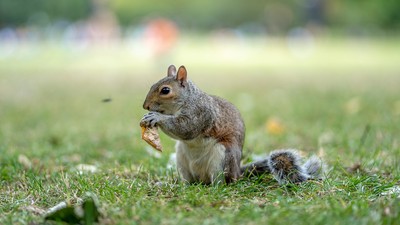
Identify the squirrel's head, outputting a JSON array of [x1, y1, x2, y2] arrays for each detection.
[[143, 65, 188, 115]]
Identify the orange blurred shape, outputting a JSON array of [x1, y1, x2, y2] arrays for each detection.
[[144, 18, 179, 56], [265, 117, 285, 135]]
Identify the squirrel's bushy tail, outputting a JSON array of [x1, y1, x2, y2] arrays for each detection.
[[268, 149, 325, 184], [241, 149, 325, 184]]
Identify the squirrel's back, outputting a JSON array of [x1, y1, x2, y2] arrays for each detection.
[[205, 95, 245, 150]]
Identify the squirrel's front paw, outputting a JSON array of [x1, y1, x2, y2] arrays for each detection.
[[140, 112, 163, 128]]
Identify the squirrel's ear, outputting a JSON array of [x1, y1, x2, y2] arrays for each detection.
[[176, 65, 187, 87], [167, 65, 176, 77]]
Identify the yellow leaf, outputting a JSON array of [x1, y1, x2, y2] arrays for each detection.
[[18, 154, 32, 169], [265, 117, 285, 135], [344, 97, 361, 115]]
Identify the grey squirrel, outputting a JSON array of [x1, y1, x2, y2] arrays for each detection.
[[140, 65, 324, 185]]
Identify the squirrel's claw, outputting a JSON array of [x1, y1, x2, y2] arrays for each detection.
[[140, 112, 162, 128]]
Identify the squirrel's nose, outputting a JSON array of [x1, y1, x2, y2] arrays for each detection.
[[143, 102, 150, 110]]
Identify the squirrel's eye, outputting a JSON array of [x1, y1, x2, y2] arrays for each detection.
[[160, 87, 170, 95]]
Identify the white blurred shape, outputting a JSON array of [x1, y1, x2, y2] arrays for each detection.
[[286, 27, 315, 58], [0, 27, 18, 58]]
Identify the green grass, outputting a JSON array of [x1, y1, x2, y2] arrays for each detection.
[[0, 36, 399, 225]]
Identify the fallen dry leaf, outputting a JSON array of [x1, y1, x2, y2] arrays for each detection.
[[18, 154, 32, 169], [21, 205, 46, 215], [344, 97, 361, 115], [141, 126, 163, 152], [44, 192, 100, 224], [265, 117, 285, 135], [346, 162, 363, 173]]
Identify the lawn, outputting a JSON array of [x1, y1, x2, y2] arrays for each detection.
[[0, 36, 399, 225]]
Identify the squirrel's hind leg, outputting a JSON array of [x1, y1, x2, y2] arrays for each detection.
[[223, 146, 242, 184]]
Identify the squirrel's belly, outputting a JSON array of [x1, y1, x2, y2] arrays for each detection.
[[176, 138, 225, 184]]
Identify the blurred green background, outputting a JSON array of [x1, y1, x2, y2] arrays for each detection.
[[1, 0, 399, 163], [1, 0, 400, 32], [1, 1, 400, 224]]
